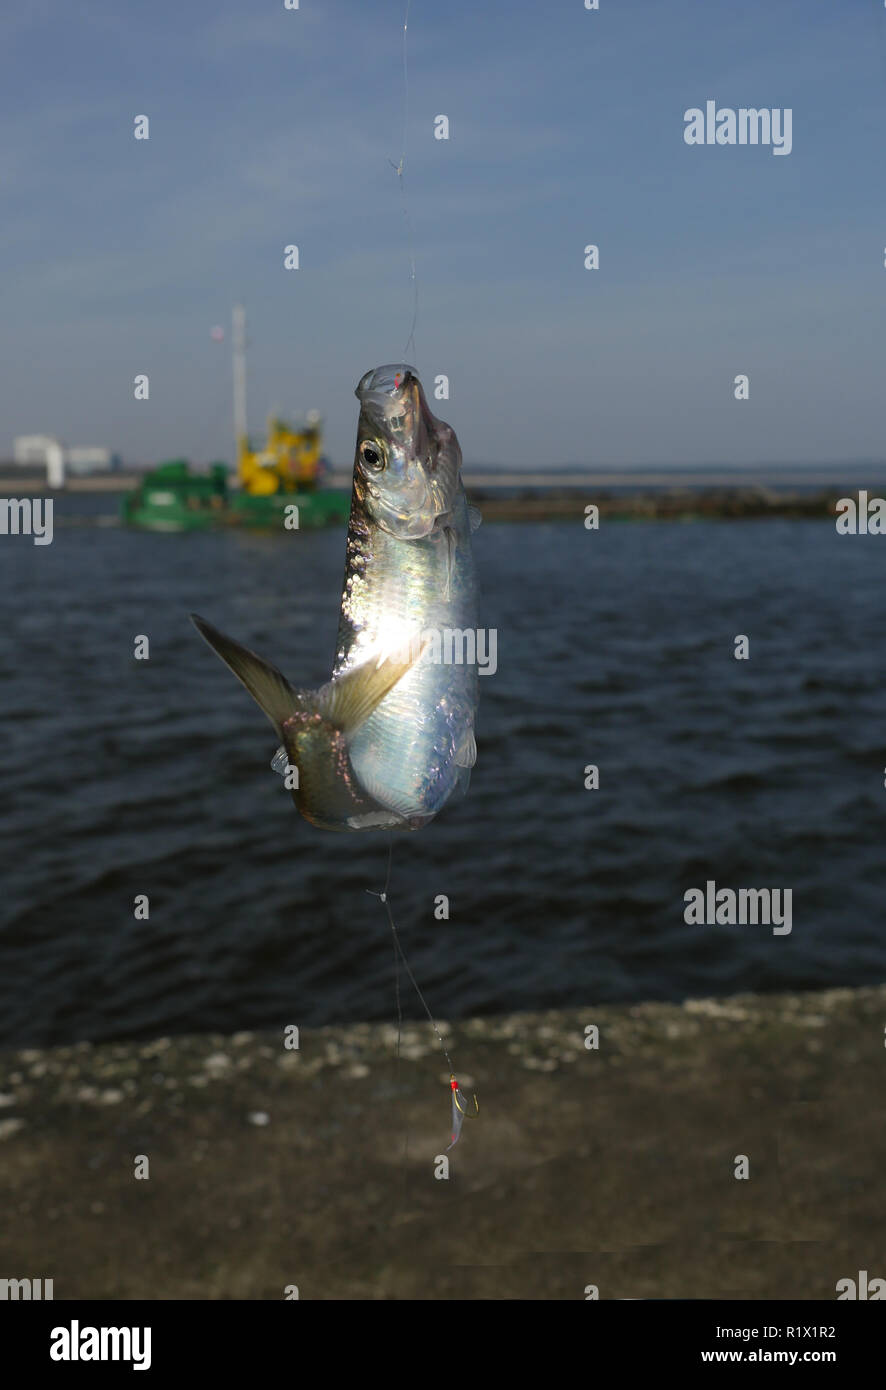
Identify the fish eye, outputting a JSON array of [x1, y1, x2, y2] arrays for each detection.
[[359, 441, 385, 471]]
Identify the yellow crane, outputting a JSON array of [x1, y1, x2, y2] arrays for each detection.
[[237, 414, 324, 495], [232, 305, 325, 496]]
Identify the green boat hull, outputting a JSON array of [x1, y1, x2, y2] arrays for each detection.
[[226, 489, 350, 528], [121, 461, 350, 532]]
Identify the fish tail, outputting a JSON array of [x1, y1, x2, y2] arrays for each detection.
[[191, 611, 426, 743], [289, 646, 431, 828], [190, 614, 298, 734]]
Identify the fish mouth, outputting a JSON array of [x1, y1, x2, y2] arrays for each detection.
[[355, 364, 418, 402], [353, 363, 459, 537], [356, 365, 422, 442]]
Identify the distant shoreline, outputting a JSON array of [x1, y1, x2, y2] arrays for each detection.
[[468, 488, 840, 522], [0, 471, 874, 522], [3, 464, 886, 493]]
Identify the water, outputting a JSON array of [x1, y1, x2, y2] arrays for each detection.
[[1, 501, 885, 1048]]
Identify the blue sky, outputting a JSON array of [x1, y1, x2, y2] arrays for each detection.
[[1, 0, 884, 469]]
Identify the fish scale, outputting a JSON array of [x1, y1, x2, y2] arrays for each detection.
[[336, 416, 477, 822], [191, 364, 480, 833]]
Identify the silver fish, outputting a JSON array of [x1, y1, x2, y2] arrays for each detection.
[[191, 364, 480, 832]]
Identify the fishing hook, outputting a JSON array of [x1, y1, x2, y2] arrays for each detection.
[[451, 1075, 479, 1118]]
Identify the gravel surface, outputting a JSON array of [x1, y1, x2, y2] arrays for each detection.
[[1, 985, 883, 1299]]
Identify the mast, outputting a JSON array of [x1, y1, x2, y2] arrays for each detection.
[[232, 303, 247, 454]]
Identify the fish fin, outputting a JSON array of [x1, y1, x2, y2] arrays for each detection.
[[190, 614, 297, 735], [313, 643, 427, 736], [468, 503, 482, 532], [428, 421, 463, 519], [443, 526, 456, 601], [270, 745, 289, 777], [346, 810, 405, 830], [454, 726, 477, 768]]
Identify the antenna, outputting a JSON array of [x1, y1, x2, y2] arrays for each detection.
[[391, 0, 418, 361], [232, 303, 247, 451]]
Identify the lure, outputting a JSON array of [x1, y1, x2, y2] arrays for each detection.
[[447, 1074, 479, 1152]]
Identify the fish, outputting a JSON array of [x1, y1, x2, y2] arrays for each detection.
[[191, 363, 480, 833]]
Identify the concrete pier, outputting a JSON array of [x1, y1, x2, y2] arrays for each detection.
[[1, 985, 883, 1299]]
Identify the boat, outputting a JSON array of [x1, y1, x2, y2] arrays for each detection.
[[122, 306, 351, 532]]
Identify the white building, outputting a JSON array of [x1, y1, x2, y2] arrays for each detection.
[[14, 434, 59, 465], [66, 447, 118, 475], [12, 436, 120, 482]]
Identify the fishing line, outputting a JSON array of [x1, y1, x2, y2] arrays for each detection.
[[366, 835, 478, 1148], [367, 842, 454, 1066], [364, 2, 478, 1156], [389, 0, 418, 361], [873, 5, 886, 112], [378, 834, 405, 1158], [320, 835, 476, 1279]]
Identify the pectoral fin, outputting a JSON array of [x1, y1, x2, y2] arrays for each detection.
[[312, 642, 427, 735], [454, 725, 477, 768]]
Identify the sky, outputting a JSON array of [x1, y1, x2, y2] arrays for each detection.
[[1, 0, 884, 470]]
